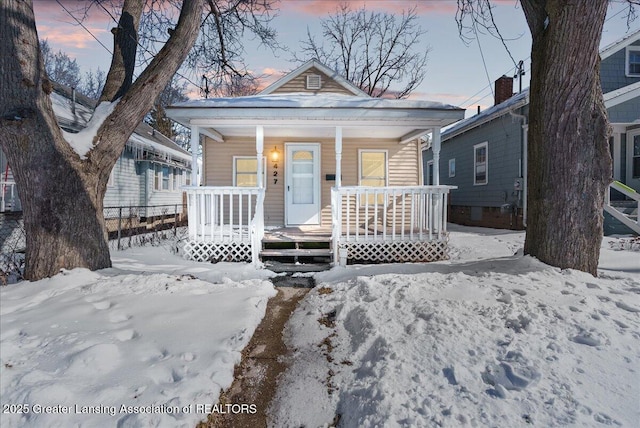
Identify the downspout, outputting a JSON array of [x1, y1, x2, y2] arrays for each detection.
[[509, 109, 528, 227]]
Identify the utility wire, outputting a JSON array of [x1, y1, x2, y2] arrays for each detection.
[[56, 0, 203, 94], [459, 2, 635, 111], [55, 0, 112, 55]]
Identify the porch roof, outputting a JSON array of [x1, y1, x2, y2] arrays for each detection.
[[166, 93, 465, 141]]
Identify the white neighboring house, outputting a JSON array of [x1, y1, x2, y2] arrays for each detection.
[[1, 82, 193, 217]]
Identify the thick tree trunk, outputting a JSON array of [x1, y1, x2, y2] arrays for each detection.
[[1, 0, 203, 280], [522, 0, 611, 276]]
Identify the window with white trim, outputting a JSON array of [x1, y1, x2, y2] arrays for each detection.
[[359, 150, 388, 203], [426, 160, 434, 185], [172, 168, 181, 191], [449, 158, 456, 178], [233, 156, 266, 187], [473, 142, 488, 185], [626, 46, 640, 77], [107, 165, 115, 188], [633, 134, 640, 178], [154, 164, 174, 191]]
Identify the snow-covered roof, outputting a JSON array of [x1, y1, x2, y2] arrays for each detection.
[[259, 59, 369, 97], [604, 80, 640, 109], [442, 89, 529, 141], [171, 92, 459, 110], [49, 82, 190, 162], [168, 92, 465, 142], [600, 28, 640, 60]]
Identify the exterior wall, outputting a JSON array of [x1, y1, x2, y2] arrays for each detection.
[[269, 66, 355, 96], [607, 96, 640, 123], [601, 39, 640, 93], [104, 149, 144, 208], [203, 136, 420, 227], [425, 110, 526, 230], [626, 125, 640, 192], [145, 162, 188, 209]]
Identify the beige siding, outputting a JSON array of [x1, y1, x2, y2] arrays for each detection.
[[203, 137, 419, 227], [270, 66, 355, 95]]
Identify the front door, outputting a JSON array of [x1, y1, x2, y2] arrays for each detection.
[[285, 143, 320, 225]]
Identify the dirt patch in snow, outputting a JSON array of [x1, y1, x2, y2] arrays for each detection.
[[196, 286, 310, 428]]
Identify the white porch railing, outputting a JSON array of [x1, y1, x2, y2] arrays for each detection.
[[604, 181, 640, 234], [331, 185, 456, 265], [1, 180, 18, 212], [184, 186, 265, 263]]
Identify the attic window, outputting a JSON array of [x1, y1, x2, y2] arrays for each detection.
[[306, 74, 321, 90]]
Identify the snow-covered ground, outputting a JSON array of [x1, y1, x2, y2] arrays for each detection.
[[0, 248, 276, 428], [269, 226, 640, 427], [1, 226, 638, 428]]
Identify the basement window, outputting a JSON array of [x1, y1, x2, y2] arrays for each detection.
[[306, 74, 322, 90]]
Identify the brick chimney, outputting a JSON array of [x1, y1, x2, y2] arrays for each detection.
[[494, 75, 514, 105]]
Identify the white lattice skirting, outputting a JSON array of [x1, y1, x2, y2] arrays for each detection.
[[184, 240, 252, 263], [341, 239, 449, 263]]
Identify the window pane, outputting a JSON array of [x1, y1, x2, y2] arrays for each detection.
[[360, 151, 386, 189], [235, 158, 258, 187], [633, 137, 640, 157], [292, 176, 313, 204], [162, 166, 170, 190], [236, 158, 257, 173], [630, 51, 640, 74]]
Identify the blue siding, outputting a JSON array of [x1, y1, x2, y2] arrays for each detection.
[[426, 110, 526, 208], [601, 40, 640, 93], [607, 97, 640, 123], [104, 149, 144, 208]]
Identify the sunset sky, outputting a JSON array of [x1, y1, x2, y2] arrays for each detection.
[[32, 0, 640, 118]]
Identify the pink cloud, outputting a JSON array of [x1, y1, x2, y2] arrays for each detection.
[[33, 1, 112, 49], [283, 0, 457, 16]]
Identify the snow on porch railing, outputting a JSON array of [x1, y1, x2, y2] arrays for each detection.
[[331, 185, 456, 263], [185, 186, 265, 262]]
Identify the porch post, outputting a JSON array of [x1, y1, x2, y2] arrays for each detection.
[[190, 125, 199, 186], [335, 126, 343, 187], [432, 126, 441, 186], [256, 125, 264, 188]]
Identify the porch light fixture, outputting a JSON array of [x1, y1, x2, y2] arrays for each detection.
[[271, 146, 279, 161]]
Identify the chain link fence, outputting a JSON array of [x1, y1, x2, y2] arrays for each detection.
[[1, 204, 188, 285]]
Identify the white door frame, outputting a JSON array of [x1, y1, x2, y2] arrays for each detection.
[[285, 143, 321, 225]]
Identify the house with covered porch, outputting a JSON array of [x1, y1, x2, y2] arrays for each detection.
[[166, 60, 464, 267]]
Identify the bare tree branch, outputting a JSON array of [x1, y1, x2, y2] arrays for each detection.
[[296, 3, 430, 98]]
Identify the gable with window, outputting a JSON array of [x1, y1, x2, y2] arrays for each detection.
[[626, 46, 640, 77], [474, 142, 488, 185]]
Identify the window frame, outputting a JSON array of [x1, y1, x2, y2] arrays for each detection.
[[632, 133, 640, 179], [232, 156, 267, 188], [426, 160, 434, 185], [107, 164, 116, 188], [473, 142, 488, 186], [358, 149, 388, 187], [448, 158, 456, 178], [626, 46, 640, 77], [358, 149, 388, 204]]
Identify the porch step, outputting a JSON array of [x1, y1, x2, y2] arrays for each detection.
[[260, 229, 333, 272], [260, 248, 332, 257]]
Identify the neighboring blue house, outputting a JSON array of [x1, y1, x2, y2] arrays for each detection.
[[1, 82, 193, 216], [423, 30, 640, 234]]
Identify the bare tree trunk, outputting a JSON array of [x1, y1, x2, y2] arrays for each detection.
[[522, 0, 611, 276], [0, 0, 203, 280]]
